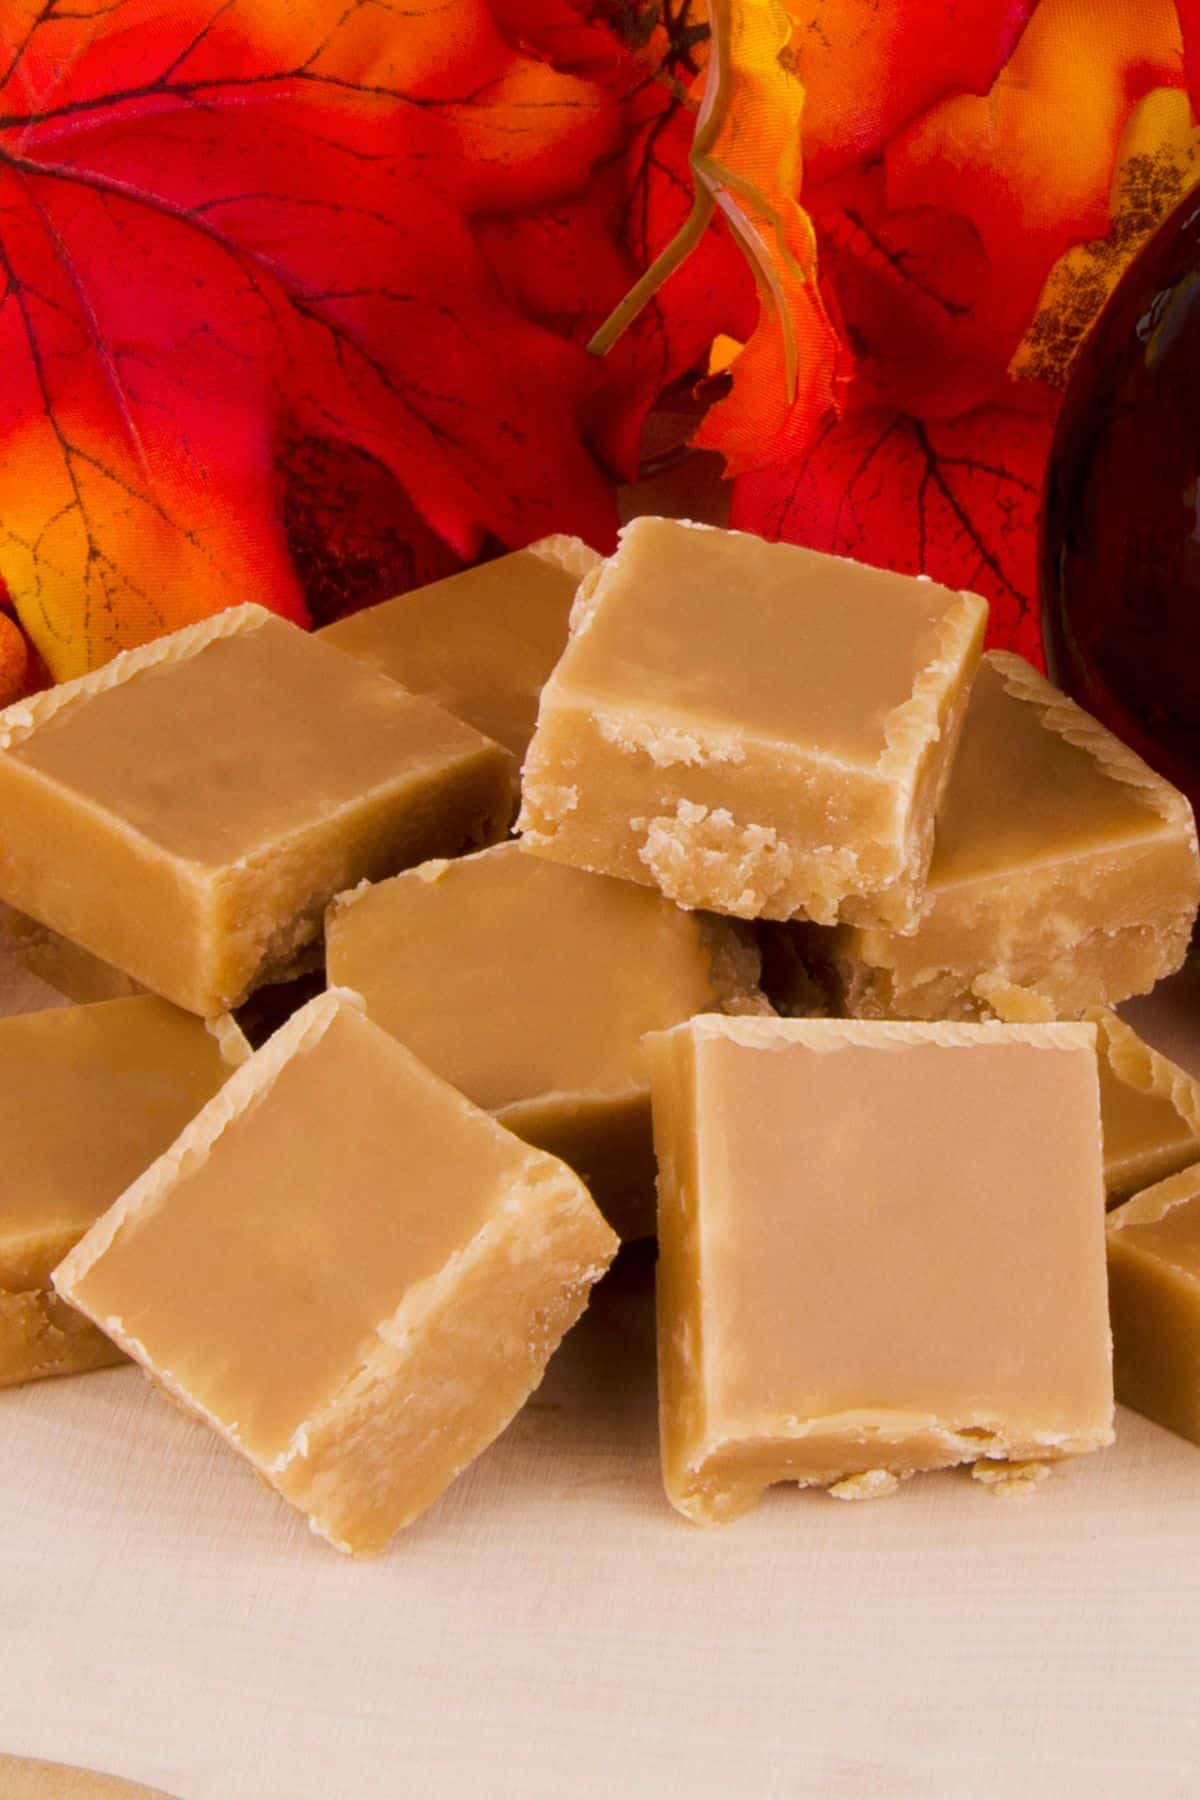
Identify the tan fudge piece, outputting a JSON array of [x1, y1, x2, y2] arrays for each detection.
[[0, 606, 513, 1016], [55, 992, 618, 1554], [319, 536, 599, 767], [820, 653, 1200, 1020], [1108, 1163, 1200, 1444], [648, 1014, 1113, 1524], [517, 518, 987, 929], [0, 997, 247, 1386], [325, 841, 763, 1240], [972, 979, 1200, 1207]]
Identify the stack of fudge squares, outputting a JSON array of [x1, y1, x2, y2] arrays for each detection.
[[3, 517, 1200, 1553]]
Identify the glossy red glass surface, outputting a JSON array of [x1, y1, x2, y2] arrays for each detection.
[[1041, 191, 1200, 817]]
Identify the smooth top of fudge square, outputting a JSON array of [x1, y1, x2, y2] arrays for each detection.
[[0, 997, 247, 1290], [54, 991, 589, 1467], [930, 652, 1197, 888], [545, 518, 984, 770], [655, 1014, 1111, 1446], [0, 605, 504, 867], [326, 840, 761, 1112], [318, 537, 599, 760], [1108, 1161, 1200, 1271]]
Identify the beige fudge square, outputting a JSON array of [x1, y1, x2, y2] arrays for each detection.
[[0, 997, 247, 1386], [55, 991, 618, 1554], [518, 518, 987, 929], [974, 981, 1200, 1207], [821, 653, 1200, 1020], [319, 536, 599, 768], [0, 606, 513, 1016], [1108, 1163, 1200, 1444], [648, 1014, 1113, 1524], [325, 840, 764, 1240]]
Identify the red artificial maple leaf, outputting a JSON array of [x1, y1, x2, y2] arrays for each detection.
[[0, 0, 679, 685]]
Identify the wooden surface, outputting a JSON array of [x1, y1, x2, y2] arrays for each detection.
[[3, 953, 1200, 1800]]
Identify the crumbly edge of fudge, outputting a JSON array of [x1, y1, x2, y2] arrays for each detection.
[[527, 535, 603, 585], [833, 906, 1192, 1022], [657, 1011, 1098, 1055], [1108, 1161, 1200, 1237], [670, 1404, 1114, 1526]]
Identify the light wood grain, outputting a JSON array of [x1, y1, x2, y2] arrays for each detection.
[[2, 953, 1199, 1799]]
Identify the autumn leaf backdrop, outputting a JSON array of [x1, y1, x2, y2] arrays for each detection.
[[0, 0, 1196, 705]]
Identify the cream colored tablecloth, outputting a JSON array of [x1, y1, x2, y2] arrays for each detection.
[[2, 948, 1198, 1800]]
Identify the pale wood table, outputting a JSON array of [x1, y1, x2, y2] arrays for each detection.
[[2, 950, 1199, 1800]]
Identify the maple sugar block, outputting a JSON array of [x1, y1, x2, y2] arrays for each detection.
[[819, 653, 1200, 1021], [648, 1014, 1113, 1524], [319, 536, 600, 768], [975, 980, 1200, 1207], [517, 518, 987, 929], [54, 991, 618, 1554], [325, 840, 764, 1240], [0, 997, 247, 1387], [1108, 1163, 1200, 1445], [0, 606, 513, 1016]]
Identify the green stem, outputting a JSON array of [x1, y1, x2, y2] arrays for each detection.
[[586, 187, 717, 356], [588, 0, 731, 358]]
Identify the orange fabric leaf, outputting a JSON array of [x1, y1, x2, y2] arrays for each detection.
[[1012, 84, 1200, 386], [0, 0, 641, 679], [788, 0, 1036, 181], [888, 0, 1186, 345], [684, 0, 1039, 474], [685, 0, 845, 474]]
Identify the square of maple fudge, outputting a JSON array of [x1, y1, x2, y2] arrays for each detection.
[[966, 981, 1200, 1207], [517, 517, 987, 930], [801, 652, 1200, 1022], [325, 840, 765, 1240], [647, 1014, 1113, 1525], [0, 605, 513, 1017], [318, 536, 600, 768], [0, 997, 247, 1389], [1108, 1163, 1200, 1444], [54, 991, 618, 1556]]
